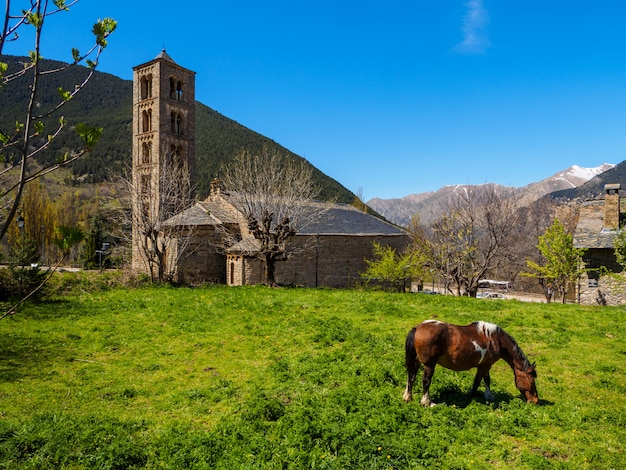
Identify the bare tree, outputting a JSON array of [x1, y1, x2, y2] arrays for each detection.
[[220, 149, 324, 287], [122, 162, 195, 283], [421, 185, 521, 296], [0, 1, 116, 240]]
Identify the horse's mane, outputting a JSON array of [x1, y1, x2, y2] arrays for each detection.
[[473, 321, 499, 338], [501, 329, 533, 371], [474, 321, 532, 371]]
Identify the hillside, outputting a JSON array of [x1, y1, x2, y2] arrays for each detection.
[[549, 160, 626, 200], [368, 183, 515, 227], [516, 163, 614, 205], [368, 164, 616, 227], [0, 55, 355, 204]]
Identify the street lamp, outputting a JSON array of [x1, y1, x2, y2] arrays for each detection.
[[95, 242, 110, 272]]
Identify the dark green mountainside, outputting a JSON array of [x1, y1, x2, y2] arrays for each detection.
[[0, 55, 355, 203]]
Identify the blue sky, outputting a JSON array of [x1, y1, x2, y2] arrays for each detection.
[[5, 1, 626, 200]]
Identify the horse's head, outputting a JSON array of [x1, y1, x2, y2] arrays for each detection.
[[514, 362, 538, 404]]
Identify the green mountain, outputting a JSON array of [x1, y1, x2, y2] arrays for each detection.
[[0, 55, 355, 203]]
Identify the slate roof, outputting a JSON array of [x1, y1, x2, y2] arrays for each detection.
[[296, 202, 406, 236], [573, 199, 618, 249], [228, 237, 261, 254], [155, 49, 175, 63], [159, 197, 240, 227], [160, 204, 218, 227], [161, 193, 407, 237]]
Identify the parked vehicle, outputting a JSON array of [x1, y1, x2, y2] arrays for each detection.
[[415, 290, 440, 295], [476, 292, 505, 299]]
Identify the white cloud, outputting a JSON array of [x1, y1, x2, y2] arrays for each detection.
[[453, 0, 490, 54]]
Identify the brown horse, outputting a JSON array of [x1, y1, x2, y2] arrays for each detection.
[[403, 320, 538, 406]]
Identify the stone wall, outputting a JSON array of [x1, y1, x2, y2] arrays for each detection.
[[578, 271, 626, 306], [274, 234, 408, 288], [578, 248, 625, 305], [227, 255, 264, 286], [223, 233, 410, 288], [176, 228, 227, 284]]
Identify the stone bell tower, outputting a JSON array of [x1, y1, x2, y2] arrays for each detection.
[[131, 50, 196, 270]]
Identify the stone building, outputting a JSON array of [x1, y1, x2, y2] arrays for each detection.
[[131, 50, 196, 272], [573, 183, 625, 305], [161, 180, 410, 287], [132, 52, 410, 286]]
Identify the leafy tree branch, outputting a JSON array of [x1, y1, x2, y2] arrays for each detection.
[[0, 0, 116, 241]]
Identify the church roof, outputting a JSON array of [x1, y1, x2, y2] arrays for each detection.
[[161, 192, 406, 237], [159, 194, 242, 227], [297, 202, 405, 236], [227, 237, 261, 255], [155, 49, 175, 63], [159, 204, 221, 227]]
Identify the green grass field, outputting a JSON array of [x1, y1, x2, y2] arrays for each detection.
[[0, 284, 624, 469]]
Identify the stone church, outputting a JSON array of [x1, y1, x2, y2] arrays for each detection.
[[131, 51, 410, 287]]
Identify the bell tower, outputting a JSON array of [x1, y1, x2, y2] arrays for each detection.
[[131, 50, 196, 271]]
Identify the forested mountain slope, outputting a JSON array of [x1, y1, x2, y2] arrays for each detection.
[[0, 55, 355, 203]]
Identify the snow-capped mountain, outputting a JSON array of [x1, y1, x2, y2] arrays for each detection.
[[367, 164, 615, 227]]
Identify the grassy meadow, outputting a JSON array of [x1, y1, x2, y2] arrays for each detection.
[[0, 282, 624, 469]]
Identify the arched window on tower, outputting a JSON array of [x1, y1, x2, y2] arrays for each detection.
[[140, 75, 153, 99], [169, 77, 176, 99], [176, 81, 183, 101], [170, 111, 183, 134], [141, 141, 151, 164], [140, 174, 151, 198], [142, 110, 152, 132]]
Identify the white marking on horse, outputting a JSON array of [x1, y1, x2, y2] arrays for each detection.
[[472, 340, 488, 364], [423, 319, 444, 324], [475, 321, 498, 338]]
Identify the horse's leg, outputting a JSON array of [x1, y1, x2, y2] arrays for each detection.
[[403, 327, 419, 402], [483, 371, 494, 402], [470, 368, 484, 397], [470, 368, 495, 402], [403, 358, 420, 402], [420, 363, 437, 407]]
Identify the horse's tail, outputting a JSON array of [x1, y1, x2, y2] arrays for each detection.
[[405, 327, 418, 376]]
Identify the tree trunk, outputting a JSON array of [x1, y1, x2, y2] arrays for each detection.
[[265, 253, 277, 287]]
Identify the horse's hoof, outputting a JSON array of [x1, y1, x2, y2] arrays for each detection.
[[403, 392, 412, 402]]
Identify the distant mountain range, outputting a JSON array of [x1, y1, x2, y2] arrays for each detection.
[[367, 163, 617, 227]]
